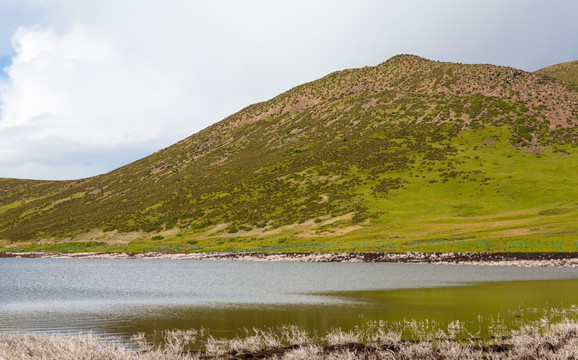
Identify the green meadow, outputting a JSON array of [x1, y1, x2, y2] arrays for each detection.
[[3, 125, 576, 254]]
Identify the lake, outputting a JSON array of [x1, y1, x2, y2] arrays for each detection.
[[1, 258, 577, 341]]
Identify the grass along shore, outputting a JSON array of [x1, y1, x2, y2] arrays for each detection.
[[2, 308, 578, 360]]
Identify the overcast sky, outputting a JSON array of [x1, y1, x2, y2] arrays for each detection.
[[0, 0, 577, 180]]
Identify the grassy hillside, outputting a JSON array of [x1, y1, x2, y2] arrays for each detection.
[[1, 55, 577, 253], [535, 60, 578, 85]]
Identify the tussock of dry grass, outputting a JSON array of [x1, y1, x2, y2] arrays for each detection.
[[0, 329, 204, 360], [1, 318, 578, 359]]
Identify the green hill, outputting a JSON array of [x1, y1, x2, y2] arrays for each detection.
[[1, 55, 577, 253], [535, 60, 578, 85]]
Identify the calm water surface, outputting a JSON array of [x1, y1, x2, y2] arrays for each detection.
[[1, 258, 577, 340]]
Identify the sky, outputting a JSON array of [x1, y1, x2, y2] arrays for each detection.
[[0, 1, 577, 180]]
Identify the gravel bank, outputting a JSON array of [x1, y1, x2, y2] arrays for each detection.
[[2, 251, 578, 267]]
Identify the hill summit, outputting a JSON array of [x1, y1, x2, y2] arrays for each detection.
[[1, 55, 577, 253], [535, 60, 578, 86]]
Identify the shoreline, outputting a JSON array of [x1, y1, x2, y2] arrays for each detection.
[[1, 318, 577, 359], [1, 251, 578, 267]]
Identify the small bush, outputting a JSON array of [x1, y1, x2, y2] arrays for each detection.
[[538, 208, 572, 216]]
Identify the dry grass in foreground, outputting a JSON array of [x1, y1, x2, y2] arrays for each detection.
[[1, 319, 578, 360]]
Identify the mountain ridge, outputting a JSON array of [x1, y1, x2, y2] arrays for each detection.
[[1, 55, 577, 253]]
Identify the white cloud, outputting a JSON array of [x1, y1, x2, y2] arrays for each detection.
[[0, 22, 200, 179], [0, 0, 577, 180]]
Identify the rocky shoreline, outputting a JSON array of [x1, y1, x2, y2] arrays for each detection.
[[1, 251, 578, 267]]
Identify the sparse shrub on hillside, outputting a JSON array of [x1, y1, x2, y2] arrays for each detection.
[[372, 178, 408, 196]]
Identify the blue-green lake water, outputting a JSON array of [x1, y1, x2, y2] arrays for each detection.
[[1, 258, 577, 340]]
